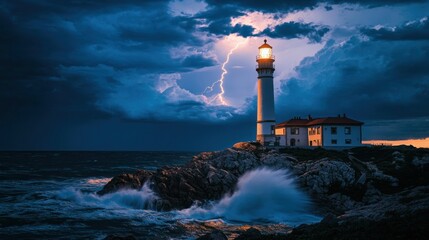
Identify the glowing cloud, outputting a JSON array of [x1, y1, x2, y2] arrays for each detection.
[[204, 39, 247, 105], [363, 138, 429, 148]]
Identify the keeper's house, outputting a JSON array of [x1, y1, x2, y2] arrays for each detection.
[[275, 114, 363, 147]]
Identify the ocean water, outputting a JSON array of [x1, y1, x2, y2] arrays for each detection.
[[0, 152, 320, 239]]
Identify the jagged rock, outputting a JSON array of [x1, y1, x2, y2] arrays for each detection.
[[232, 141, 262, 151], [412, 155, 429, 167], [298, 159, 356, 194], [343, 186, 429, 221], [320, 213, 338, 226], [260, 152, 297, 169], [361, 183, 383, 204], [328, 193, 360, 211], [97, 170, 153, 195], [196, 229, 227, 240], [234, 227, 262, 240]]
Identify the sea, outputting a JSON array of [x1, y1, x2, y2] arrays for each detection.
[[0, 151, 320, 239]]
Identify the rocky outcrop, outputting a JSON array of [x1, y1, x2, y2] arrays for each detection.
[[98, 170, 154, 195], [99, 143, 429, 238], [234, 227, 262, 240], [196, 230, 227, 240]]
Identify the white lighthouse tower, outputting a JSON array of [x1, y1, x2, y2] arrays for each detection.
[[256, 39, 276, 146]]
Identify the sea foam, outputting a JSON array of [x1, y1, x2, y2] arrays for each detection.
[[57, 182, 158, 210]]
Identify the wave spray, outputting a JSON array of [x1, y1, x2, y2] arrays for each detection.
[[180, 168, 321, 225]]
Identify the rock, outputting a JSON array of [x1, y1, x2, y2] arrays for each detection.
[[320, 213, 338, 226], [298, 159, 356, 194], [328, 193, 359, 211], [284, 209, 429, 240], [412, 155, 429, 167], [260, 152, 297, 169], [343, 186, 429, 221], [234, 227, 262, 240], [232, 142, 261, 152], [97, 170, 153, 195], [104, 234, 136, 240], [196, 229, 227, 240]]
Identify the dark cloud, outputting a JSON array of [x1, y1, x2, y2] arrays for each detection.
[[202, 18, 256, 37], [0, 0, 215, 77], [329, 0, 427, 7], [181, 54, 217, 68], [1, 0, 165, 18], [0, 0, 219, 118], [204, 0, 426, 13], [204, 0, 317, 13], [361, 17, 429, 40], [262, 22, 329, 43], [276, 36, 429, 140], [193, 4, 251, 37], [232, 24, 256, 37]]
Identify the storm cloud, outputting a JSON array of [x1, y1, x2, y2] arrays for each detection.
[[361, 16, 429, 40], [262, 22, 330, 43], [1, 0, 429, 150]]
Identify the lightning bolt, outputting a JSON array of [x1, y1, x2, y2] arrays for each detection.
[[204, 40, 246, 106]]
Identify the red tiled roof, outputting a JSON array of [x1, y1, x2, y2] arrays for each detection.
[[308, 117, 363, 126], [276, 116, 363, 128], [276, 119, 311, 127]]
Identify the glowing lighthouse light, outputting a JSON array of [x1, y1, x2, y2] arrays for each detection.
[[259, 46, 272, 59], [258, 39, 274, 59]]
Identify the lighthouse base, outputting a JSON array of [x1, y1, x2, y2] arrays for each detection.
[[256, 134, 278, 146], [256, 121, 278, 146]]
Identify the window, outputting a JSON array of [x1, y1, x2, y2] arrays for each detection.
[[331, 139, 337, 144], [331, 127, 337, 135], [275, 128, 285, 135], [345, 139, 352, 144], [317, 127, 320, 134], [291, 127, 299, 135], [345, 127, 351, 135]]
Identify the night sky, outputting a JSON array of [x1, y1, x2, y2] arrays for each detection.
[[1, 0, 428, 151]]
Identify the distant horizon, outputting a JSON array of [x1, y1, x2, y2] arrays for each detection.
[[2, 137, 428, 151]]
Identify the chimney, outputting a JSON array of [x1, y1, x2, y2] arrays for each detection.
[[343, 113, 346, 118], [308, 114, 312, 120], [337, 114, 341, 118]]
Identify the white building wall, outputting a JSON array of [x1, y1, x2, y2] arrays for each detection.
[[322, 125, 362, 147], [286, 127, 308, 147]]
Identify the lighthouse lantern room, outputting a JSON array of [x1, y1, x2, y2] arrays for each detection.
[[256, 40, 277, 146]]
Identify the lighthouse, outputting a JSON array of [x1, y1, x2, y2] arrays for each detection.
[[256, 39, 276, 146]]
